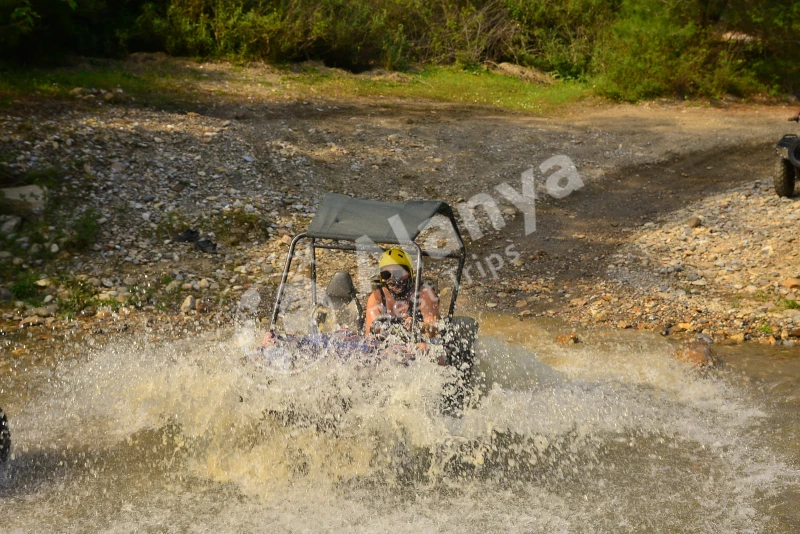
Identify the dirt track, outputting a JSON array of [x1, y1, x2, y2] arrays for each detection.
[[224, 98, 792, 303]]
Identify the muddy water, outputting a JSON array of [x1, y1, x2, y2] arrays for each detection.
[[1, 316, 798, 533]]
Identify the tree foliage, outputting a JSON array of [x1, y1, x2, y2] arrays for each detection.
[[0, 0, 798, 98]]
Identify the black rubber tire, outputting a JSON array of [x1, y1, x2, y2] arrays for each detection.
[[789, 137, 800, 168], [441, 316, 479, 413], [0, 407, 10, 463], [774, 158, 796, 197]]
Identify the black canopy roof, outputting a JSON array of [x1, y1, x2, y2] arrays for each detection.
[[307, 193, 454, 244]]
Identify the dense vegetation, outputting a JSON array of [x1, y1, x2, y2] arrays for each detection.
[[1, 0, 798, 100]]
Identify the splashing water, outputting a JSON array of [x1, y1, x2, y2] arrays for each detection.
[[1, 321, 798, 533]]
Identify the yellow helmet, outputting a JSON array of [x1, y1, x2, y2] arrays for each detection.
[[379, 248, 413, 277]]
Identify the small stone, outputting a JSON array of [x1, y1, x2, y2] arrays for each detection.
[[0, 287, 11, 302], [593, 310, 608, 323], [181, 295, 196, 313], [36, 278, 50, 287], [486, 302, 498, 308], [43, 295, 54, 304], [50, 243, 59, 253], [555, 333, 580, 344], [729, 332, 746, 343], [194, 299, 207, 312], [1, 215, 22, 234], [20, 316, 44, 327], [110, 161, 125, 173], [198, 278, 210, 289], [95, 309, 113, 319], [165, 280, 181, 293], [781, 278, 800, 289], [514, 299, 527, 308], [124, 276, 137, 286], [685, 216, 702, 228]]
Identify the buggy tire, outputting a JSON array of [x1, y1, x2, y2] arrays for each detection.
[[0, 407, 9, 463], [774, 158, 796, 197], [441, 316, 479, 413]]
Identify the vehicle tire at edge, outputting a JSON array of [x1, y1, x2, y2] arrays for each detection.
[[441, 316, 479, 413], [774, 157, 796, 197], [0, 407, 10, 463]]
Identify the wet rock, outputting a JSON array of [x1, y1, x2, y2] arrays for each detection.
[[675, 340, 718, 367], [555, 333, 580, 344], [729, 332, 746, 343], [181, 295, 196, 312], [35, 305, 58, 317], [20, 316, 44, 327]]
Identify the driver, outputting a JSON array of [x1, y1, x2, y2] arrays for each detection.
[[365, 248, 439, 338]]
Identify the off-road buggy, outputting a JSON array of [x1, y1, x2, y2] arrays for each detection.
[[249, 193, 479, 411]]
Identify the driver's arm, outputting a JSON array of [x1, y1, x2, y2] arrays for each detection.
[[364, 289, 385, 335], [419, 285, 440, 337]]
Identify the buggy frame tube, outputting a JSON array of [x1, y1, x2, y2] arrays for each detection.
[[271, 209, 467, 330], [270, 232, 308, 331], [442, 209, 466, 318], [408, 241, 424, 337], [310, 238, 317, 307]]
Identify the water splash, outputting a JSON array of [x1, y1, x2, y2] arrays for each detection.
[[1, 325, 797, 532]]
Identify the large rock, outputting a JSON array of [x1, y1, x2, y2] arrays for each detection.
[[491, 62, 555, 85], [0, 185, 47, 217]]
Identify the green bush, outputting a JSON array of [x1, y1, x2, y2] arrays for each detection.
[[1, 0, 799, 99], [590, 0, 756, 100], [67, 208, 101, 252]]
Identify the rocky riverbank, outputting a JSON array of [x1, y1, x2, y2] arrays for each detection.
[[1, 66, 796, 346], [548, 178, 800, 345]]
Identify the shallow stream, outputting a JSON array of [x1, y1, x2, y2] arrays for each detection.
[[1, 315, 798, 533]]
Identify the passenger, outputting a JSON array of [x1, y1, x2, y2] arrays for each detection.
[[365, 248, 439, 339]]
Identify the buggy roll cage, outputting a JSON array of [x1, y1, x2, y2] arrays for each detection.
[[269, 193, 467, 337]]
